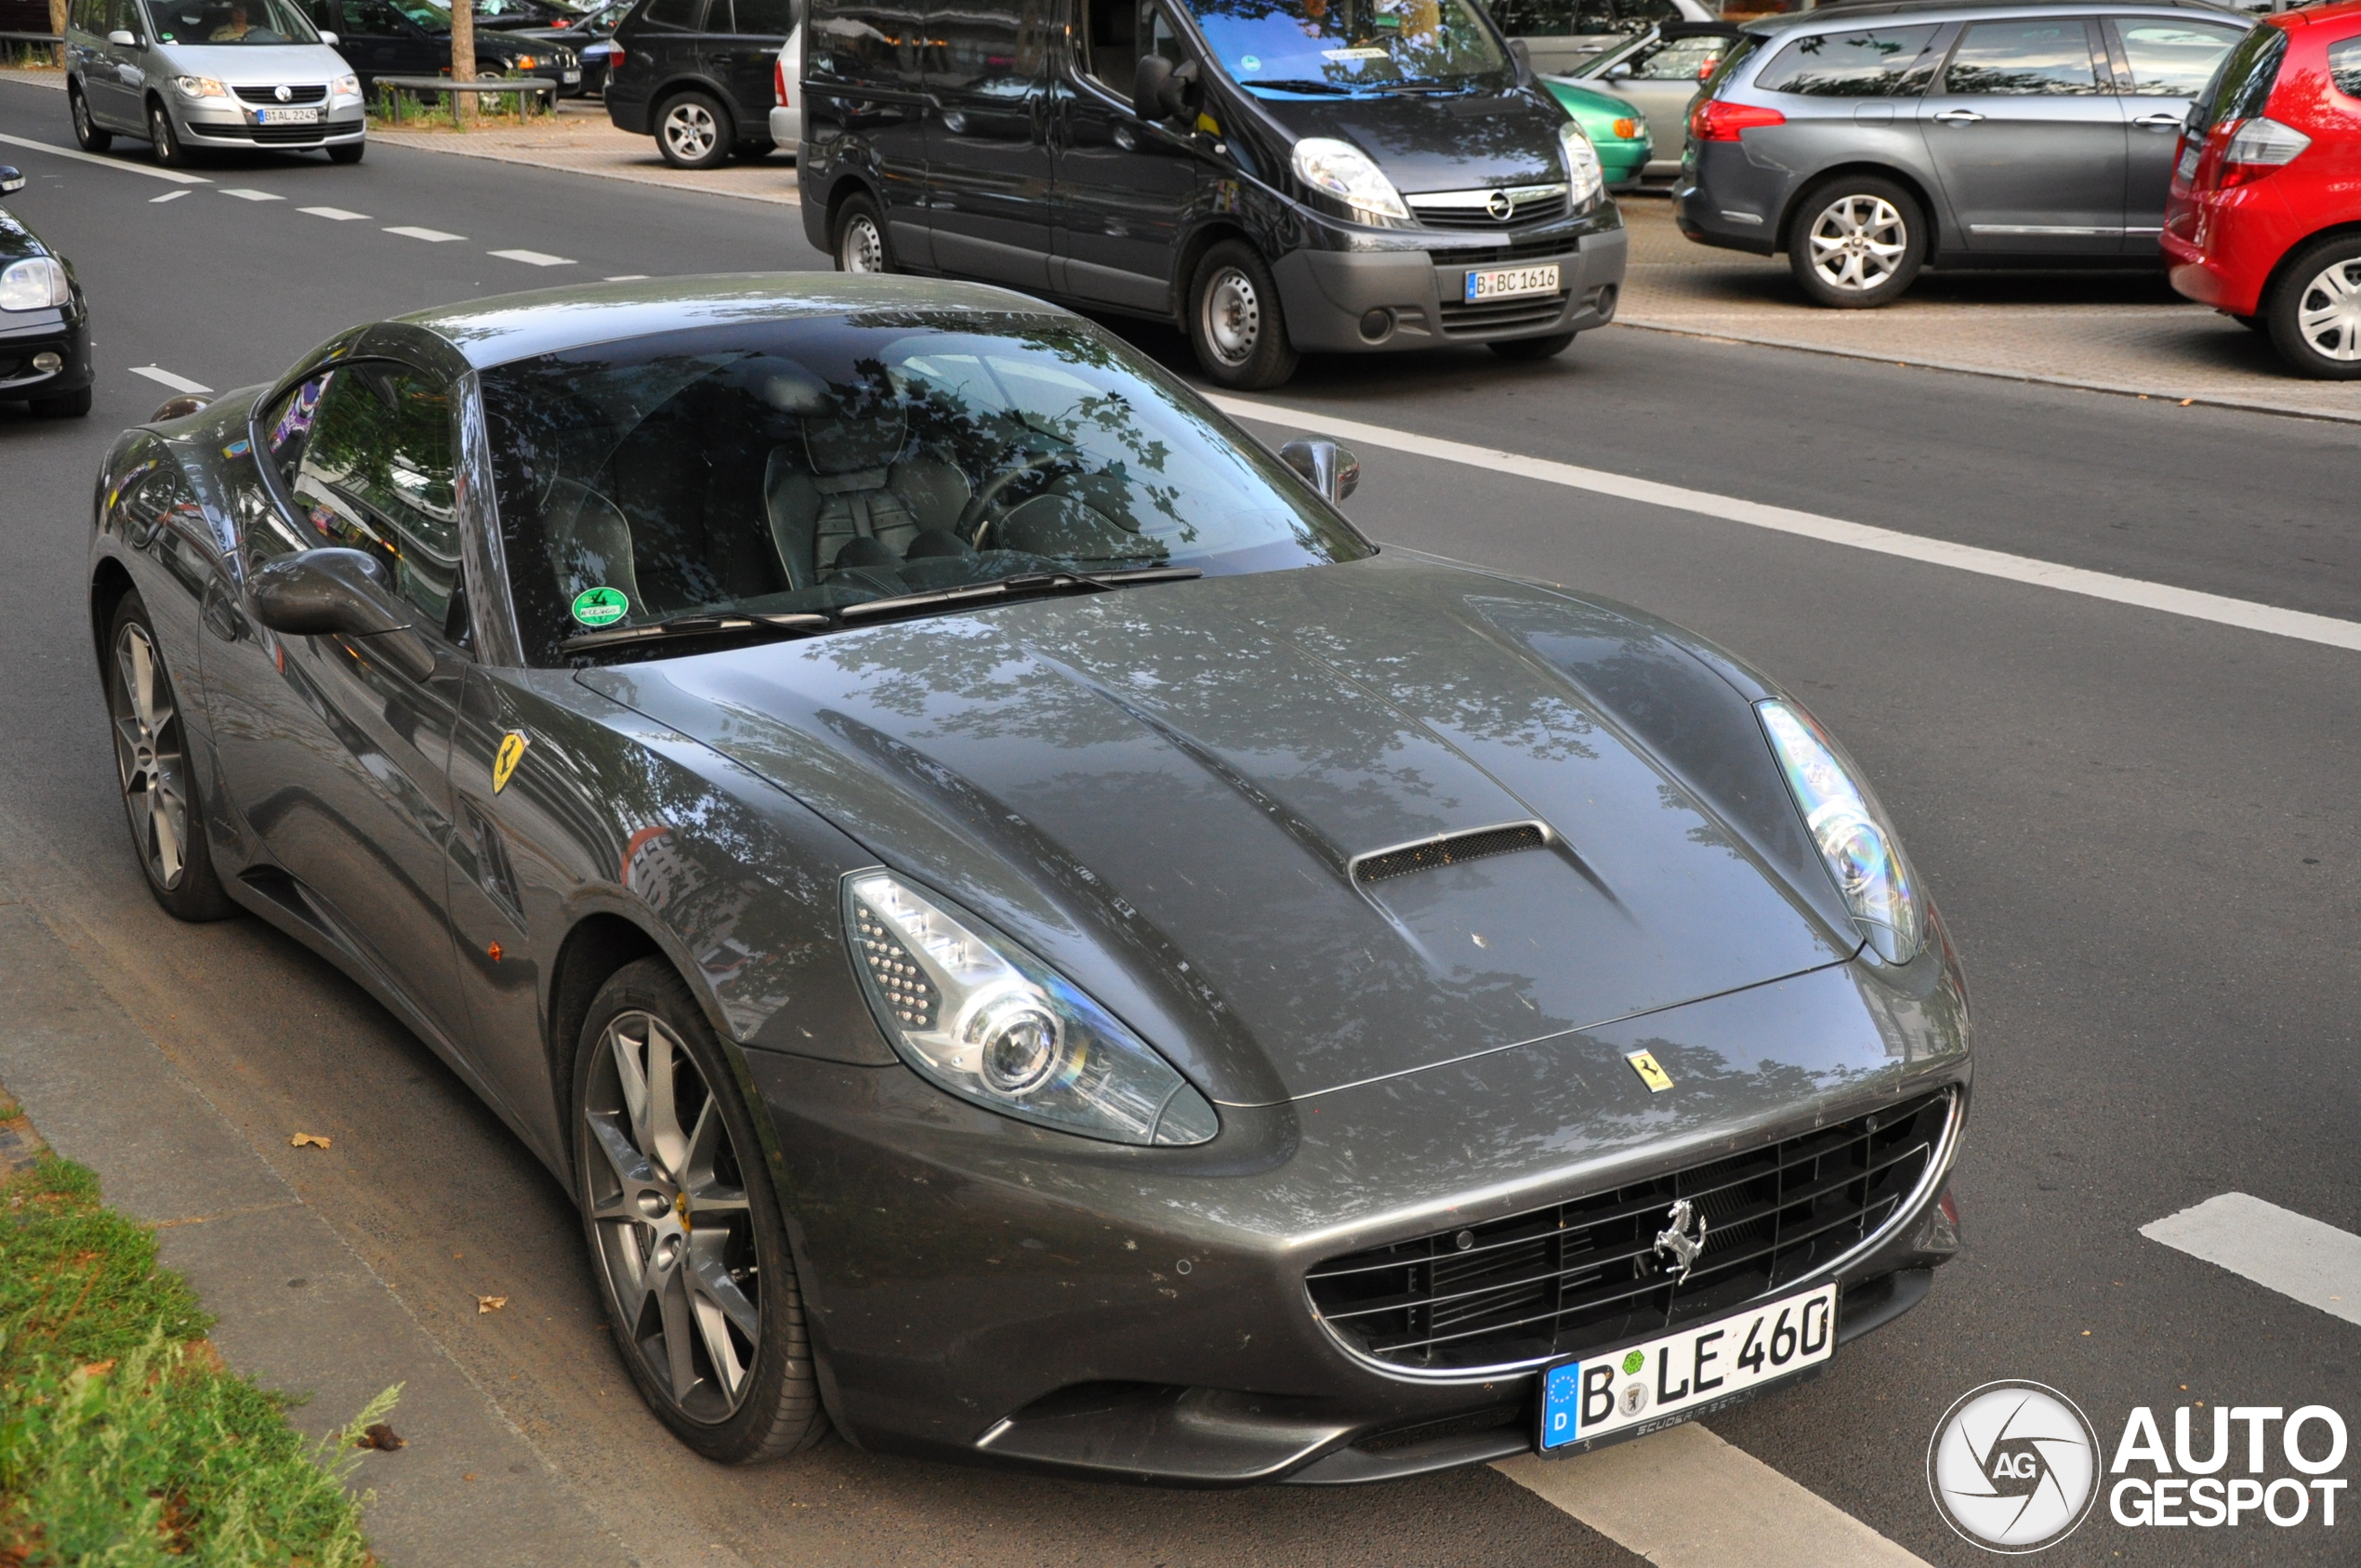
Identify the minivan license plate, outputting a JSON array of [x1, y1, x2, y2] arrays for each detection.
[[1465, 264, 1560, 303], [1537, 1283, 1836, 1455], [257, 107, 320, 125]]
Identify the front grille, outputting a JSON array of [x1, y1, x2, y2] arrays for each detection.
[[1354, 823, 1547, 884], [233, 83, 327, 103], [1306, 1089, 1953, 1372], [1408, 185, 1571, 231], [1444, 238, 1577, 266], [1437, 295, 1568, 337]]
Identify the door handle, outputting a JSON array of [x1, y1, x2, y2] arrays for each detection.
[[1932, 108, 1985, 125], [2133, 112, 2184, 129]]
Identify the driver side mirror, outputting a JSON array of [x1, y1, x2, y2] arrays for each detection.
[[106, 29, 138, 45], [319, 29, 338, 43], [249, 547, 437, 679], [1280, 437, 1360, 505], [1507, 37, 1534, 85], [0, 166, 22, 197], [1132, 53, 1199, 125], [1604, 60, 1632, 79]]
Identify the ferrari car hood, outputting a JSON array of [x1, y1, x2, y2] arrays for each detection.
[[579, 555, 1853, 1104]]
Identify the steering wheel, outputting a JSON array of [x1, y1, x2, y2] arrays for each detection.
[[959, 449, 1073, 550]]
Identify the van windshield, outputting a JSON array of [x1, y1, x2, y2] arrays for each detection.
[[144, 0, 320, 43], [1184, 0, 1510, 94]]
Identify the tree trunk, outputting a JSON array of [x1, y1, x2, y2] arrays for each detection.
[[47, 0, 66, 67], [451, 0, 475, 127]]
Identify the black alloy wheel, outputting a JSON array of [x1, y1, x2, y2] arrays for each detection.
[[327, 140, 364, 165], [1188, 238, 1299, 391], [1490, 331, 1577, 362], [147, 99, 191, 168], [105, 594, 236, 921], [2265, 234, 2361, 381], [1787, 175, 1926, 310], [832, 192, 890, 273], [654, 90, 732, 170], [574, 957, 826, 1463], [71, 86, 112, 152]]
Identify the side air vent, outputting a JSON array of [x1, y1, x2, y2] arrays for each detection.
[[1352, 823, 1549, 884]]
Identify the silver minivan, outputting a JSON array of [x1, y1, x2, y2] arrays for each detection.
[[66, 0, 366, 166]]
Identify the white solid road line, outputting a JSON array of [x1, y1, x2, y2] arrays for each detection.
[[384, 225, 465, 242], [218, 187, 283, 202], [1209, 394, 2361, 657], [1497, 1424, 1932, 1568], [149, 190, 188, 204], [0, 129, 209, 183], [488, 248, 574, 267], [2143, 1193, 2361, 1328], [129, 366, 212, 395], [299, 205, 372, 220], [604, 273, 651, 282]]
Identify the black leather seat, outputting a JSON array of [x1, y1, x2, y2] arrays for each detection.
[[762, 401, 972, 586]]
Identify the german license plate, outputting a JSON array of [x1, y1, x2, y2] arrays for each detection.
[[1465, 263, 1560, 303], [563, 69, 580, 81], [1537, 1282, 1836, 1455], [257, 106, 320, 125]]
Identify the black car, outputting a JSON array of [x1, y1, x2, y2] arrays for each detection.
[[0, 167, 93, 420], [473, 0, 582, 27], [511, 0, 628, 94], [798, 0, 1630, 389], [301, 0, 580, 93], [605, 0, 795, 167]]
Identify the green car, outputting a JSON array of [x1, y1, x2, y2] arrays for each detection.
[[1542, 77, 1652, 191]]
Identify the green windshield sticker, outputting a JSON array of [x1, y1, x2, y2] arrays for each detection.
[[571, 586, 628, 627]]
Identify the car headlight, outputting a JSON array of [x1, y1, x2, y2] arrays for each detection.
[[1560, 120, 1603, 205], [1291, 136, 1409, 224], [1758, 699, 1922, 964], [173, 74, 228, 99], [845, 872, 1220, 1146], [333, 72, 360, 97], [0, 257, 71, 312]]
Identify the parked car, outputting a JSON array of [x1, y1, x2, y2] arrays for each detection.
[[2164, 0, 2361, 377], [606, 0, 794, 168], [294, 0, 577, 97], [766, 21, 798, 152], [801, 0, 1629, 389], [65, 0, 367, 166], [1563, 20, 1743, 183], [1540, 75, 1651, 188], [511, 0, 627, 92], [471, 0, 581, 28], [87, 272, 1972, 1480], [0, 165, 91, 418], [1675, 0, 2250, 307], [1489, 0, 1718, 75]]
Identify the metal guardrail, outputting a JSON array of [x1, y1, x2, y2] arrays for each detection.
[[374, 74, 559, 122], [0, 30, 64, 64]]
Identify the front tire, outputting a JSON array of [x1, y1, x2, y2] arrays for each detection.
[[574, 958, 826, 1464], [1188, 239, 1299, 391], [327, 140, 364, 165], [106, 593, 237, 921], [148, 99, 192, 168], [2266, 235, 2361, 380], [653, 90, 732, 170], [1787, 177, 1924, 309], [70, 86, 112, 152], [833, 192, 891, 273], [1490, 331, 1576, 362]]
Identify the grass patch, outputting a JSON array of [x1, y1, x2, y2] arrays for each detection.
[[0, 1155, 397, 1566]]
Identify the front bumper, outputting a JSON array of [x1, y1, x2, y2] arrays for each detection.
[[0, 308, 93, 399], [179, 102, 365, 148], [1271, 219, 1629, 353], [752, 953, 1970, 1484]]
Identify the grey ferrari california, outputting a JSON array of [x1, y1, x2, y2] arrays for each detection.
[[87, 275, 1970, 1482]]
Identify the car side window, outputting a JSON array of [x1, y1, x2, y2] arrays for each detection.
[[1079, 0, 1137, 90], [1942, 19, 2104, 96], [68, 0, 99, 32], [639, 0, 702, 29], [1147, 4, 1186, 65], [1629, 34, 1729, 82], [726, 0, 794, 33], [2333, 35, 2361, 101], [2111, 20, 2242, 97], [1754, 25, 1938, 96], [344, 0, 407, 32]]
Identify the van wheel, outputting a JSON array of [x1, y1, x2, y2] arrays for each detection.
[[1490, 331, 1576, 362], [654, 90, 732, 169], [833, 193, 891, 274], [148, 99, 193, 168], [70, 86, 112, 152], [1189, 240, 1299, 391], [327, 140, 364, 165], [2265, 235, 2361, 380], [1787, 177, 1923, 309]]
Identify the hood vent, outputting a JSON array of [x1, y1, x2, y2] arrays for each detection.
[[1352, 823, 1548, 885]]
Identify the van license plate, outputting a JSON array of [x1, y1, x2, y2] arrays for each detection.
[[1466, 264, 1560, 303], [1537, 1282, 1836, 1455], [257, 107, 320, 125]]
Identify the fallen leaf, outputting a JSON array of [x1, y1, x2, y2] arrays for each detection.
[[355, 1422, 405, 1452], [463, 1471, 478, 1482], [79, 1359, 116, 1378], [290, 1133, 332, 1150], [477, 1295, 508, 1314], [2179, 399, 2194, 406]]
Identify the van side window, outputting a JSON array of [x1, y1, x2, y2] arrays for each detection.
[[926, 0, 1050, 89], [809, 0, 922, 85], [1081, 0, 1138, 92], [68, 0, 99, 32]]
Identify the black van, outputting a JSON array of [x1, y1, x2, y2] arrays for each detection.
[[797, 0, 1628, 388]]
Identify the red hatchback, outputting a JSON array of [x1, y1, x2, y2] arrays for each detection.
[[2164, 0, 2361, 377]]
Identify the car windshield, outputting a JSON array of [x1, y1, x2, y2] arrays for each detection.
[[145, 0, 319, 43], [1588, 30, 1733, 82], [1182, 0, 1510, 94], [481, 310, 1372, 665], [400, 0, 454, 32]]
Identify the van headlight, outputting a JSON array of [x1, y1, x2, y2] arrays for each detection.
[[332, 72, 360, 97], [1560, 120, 1603, 205], [1291, 136, 1409, 224], [1758, 700, 1923, 964], [844, 871, 1220, 1146], [173, 74, 228, 99], [0, 257, 71, 312]]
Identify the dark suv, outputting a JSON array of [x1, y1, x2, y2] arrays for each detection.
[[606, 0, 795, 167], [1675, 0, 2250, 306]]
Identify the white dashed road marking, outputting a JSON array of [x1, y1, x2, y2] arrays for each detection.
[[219, 187, 283, 202], [384, 225, 465, 242], [0, 129, 210, 183], [129, 366, 212, 395], [1210, 396, 2361, 657], [2143, 1193, 2361, 1328], [299, 205, 373, 220], [488, 248, 574, 267], [1497, 1424, 1932, 1567], [150, 189, 189, 204], [604, 273, 650, 282]]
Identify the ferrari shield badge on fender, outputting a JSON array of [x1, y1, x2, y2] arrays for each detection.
[[493, 731, 530, 794], [1626, 1050, 1675, 1093]]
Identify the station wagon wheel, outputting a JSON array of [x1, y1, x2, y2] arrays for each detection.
[[1187, 239, 1299, 391], [148, 99, 191, 169], [834, 192, 891, 274], [70, 86, 112, 152], [105, 594, 234, 921], [654, 89, 732, 170], [1788, 177, 1924, 310], [574, 958, 826, 1463], [2267, 235, 2361, 381]]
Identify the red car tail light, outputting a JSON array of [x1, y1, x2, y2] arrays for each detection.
[[608, 44, 624, 70], [1689, 99, 1786, 142], [2204, 116, 2311, 191], [774, 55, 787, 106]]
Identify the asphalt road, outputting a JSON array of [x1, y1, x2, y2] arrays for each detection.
[[2, 78, 2356, 1568]]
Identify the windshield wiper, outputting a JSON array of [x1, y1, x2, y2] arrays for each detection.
[[832, 566, 1203, 627], [562, 610, 831, 655], [1245, 77, 1359, 94]]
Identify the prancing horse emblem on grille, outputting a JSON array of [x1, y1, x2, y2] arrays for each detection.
[[1653, 1198, 1708, 1283], [1484, 189, 1515, 220]]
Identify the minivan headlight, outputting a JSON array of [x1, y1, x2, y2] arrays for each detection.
[[173, 74, 228, 99], [0, 257, 71, 311], [1291, 136, 1409, 223], [844, 871, 1220, 1146], [1560, 120, 1603, 205], [332, 72, 360, 97], [1758, 699, 1922, 964]]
